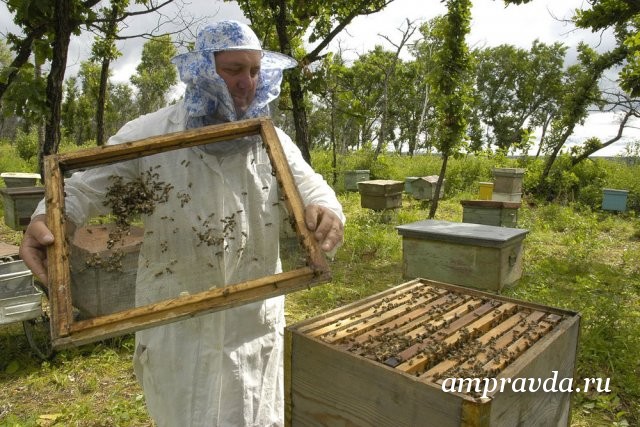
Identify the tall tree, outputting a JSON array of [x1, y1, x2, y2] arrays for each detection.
[[428, 0, 473, 219], [373, 19, 417, 159], [536, 44, 627, 194], [506, 0, 640, 96], [1, 0, 188, 175], [472, 41, 566, 153], [409, 17, 446, 156], [130, 35, 177, 115]]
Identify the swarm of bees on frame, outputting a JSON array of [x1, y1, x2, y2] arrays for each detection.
[[81, 167, 173, 272], [315, 284, 567, 398]]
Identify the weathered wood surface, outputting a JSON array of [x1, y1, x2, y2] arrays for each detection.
[[492, 168, 525, 194], [45, 155, 74, 340], [401, 237, 525, 292], [285, 279, 580, 427], [460, 200, 520, 228], [0, 187, 45, 230], [397, 220, 528, 291], [357, 180, 404, 196], [360, 194, 403, 210]]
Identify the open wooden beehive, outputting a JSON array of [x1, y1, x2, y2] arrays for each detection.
[[285, 278, 580, 426]]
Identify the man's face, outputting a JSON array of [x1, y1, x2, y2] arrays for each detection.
[[215, 50, 261, 117]]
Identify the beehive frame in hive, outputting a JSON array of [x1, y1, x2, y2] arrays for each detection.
[[44, 118, 331, 349], [285, 278, 580, 426]]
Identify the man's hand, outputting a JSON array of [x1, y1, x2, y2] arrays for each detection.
[[19, 214, 54, 285], [304, 204, 344, 252]]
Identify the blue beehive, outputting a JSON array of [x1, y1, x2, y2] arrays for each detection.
[[602, 188, 629, 212]]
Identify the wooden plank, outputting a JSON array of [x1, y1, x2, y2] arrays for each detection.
[[427, 310, 549, 384], [343, 293, 470, 348], [44, 156, 73, 340], [418, 303, 518, 378], [45, 118, 333, 349], [488, 315, 579, 426], [55, 267, 319, 348], [289, 331, 465, 427], [294, 279, 431, 335], [260, 120, 329, 276], [317, 287, 450, 343], [286, 279, 580, 427], [57, 118, 265, 171]]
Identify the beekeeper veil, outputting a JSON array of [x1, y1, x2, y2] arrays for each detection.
[[171, 20, 297, 150]]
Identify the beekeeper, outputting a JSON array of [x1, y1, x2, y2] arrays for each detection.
[[19, 20, 344, 426]]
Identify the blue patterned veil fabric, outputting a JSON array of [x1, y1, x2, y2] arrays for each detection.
[[171, 20, 297, 126]]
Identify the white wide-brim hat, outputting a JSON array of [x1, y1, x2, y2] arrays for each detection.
[[171, 20, 297, 70]]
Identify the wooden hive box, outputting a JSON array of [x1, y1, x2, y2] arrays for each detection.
[[0, 172, 41, 188], [0, 186, 45, 231], [492, 168, 525, 194], [404, 177, 419, 194], [396, 220, 529, 292], [358, 180, 404, 211], [601, 188, 629, 212], [411, 176, 445, 201], [285, 279, 580, 427], [345, 170, 371, 191], [69, 224, 143, 318], [461, 200, 521, 228]]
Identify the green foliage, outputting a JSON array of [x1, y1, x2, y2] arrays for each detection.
[[508, 202, 640, 424], [1, 154, 640, 425], [0, 140, 34, 173], [130, 35, 178, 116], [13, 128, 39, 164]]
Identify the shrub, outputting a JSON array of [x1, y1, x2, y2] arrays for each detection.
[[14, 128, 39, 162]]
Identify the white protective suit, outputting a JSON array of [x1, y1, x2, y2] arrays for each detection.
[[33, 100, 345, 426]]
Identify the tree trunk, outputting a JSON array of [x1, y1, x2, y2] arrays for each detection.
[[96, 57, 111, 146], [289, 75, 312, 163], [428, 154, 448, 219], [40, 0, 72, 179], [269, 0, 312, 163], [330, 89, 337, 187]]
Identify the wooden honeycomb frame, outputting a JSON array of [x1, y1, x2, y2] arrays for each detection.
[[44, 118, 331, 349]]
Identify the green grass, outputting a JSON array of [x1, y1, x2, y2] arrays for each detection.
[[1, 144, 639, 426]]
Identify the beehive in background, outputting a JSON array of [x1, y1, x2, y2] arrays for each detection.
[[285, 279, 580, 427], [461, 200, 521, 228], [358, 180, 404, 211], [344, 170, 371, 192], [69, 224, 143, 318], [492, 168, 525, 203], [0, 186, 45, 231], [411, 176, 445, 201], [396, 220, 529, 292]]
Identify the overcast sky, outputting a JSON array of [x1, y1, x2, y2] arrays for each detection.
[[1, 0, 637, 155]]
